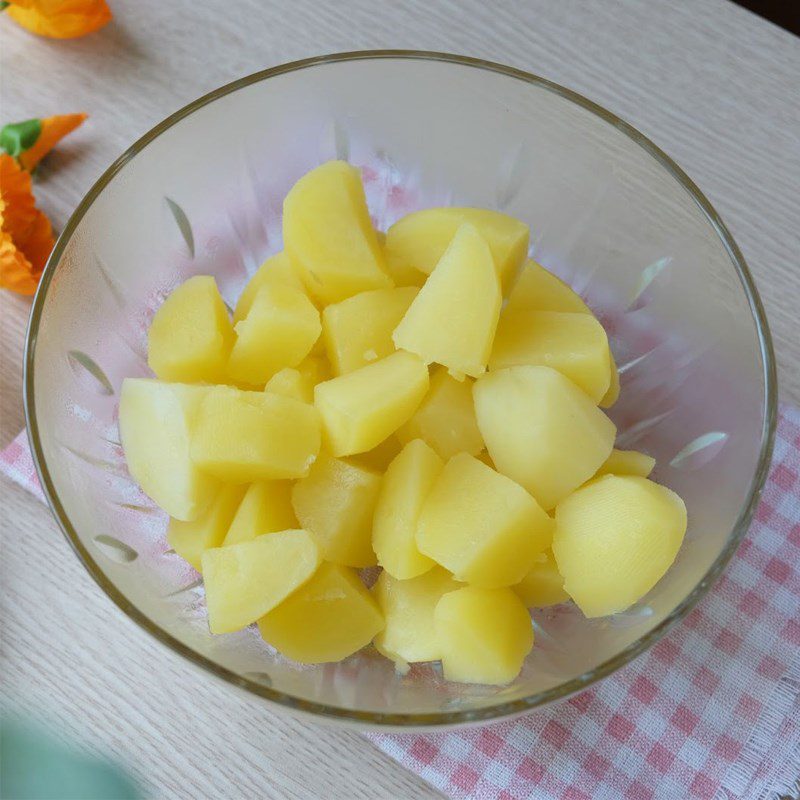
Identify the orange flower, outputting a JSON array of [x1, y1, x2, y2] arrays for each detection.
[[1, 114, 87, 172], [0, 154, 55, 295], [3, 0, 111, 39]]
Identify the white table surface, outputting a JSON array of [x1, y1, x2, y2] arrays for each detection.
[[1, 2, 799, 798]]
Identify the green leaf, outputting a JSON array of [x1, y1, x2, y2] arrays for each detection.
[[0, 3, 10, 11], [0, 118, 42, 158]]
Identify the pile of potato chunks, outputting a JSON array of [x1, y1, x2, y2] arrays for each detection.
[[119, 161, 687, 686]]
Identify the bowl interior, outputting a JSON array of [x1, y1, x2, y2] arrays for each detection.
[[27, 54, 773, 726]]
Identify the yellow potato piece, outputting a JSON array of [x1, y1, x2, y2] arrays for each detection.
[[258, 562, 384, 663], [167, 484, 246, 570], [147, 275, 234, 383], [490, 310, 611, 403], [373, 567, 461, 664], [223, 481, 297, 546], [227, 283, 321, 387], [233, 252, 309, 324], [283, 160, 392, 305], [264, 367, 313, 404], [600, 352, 620, 408], [504, 259, 591, 316], [396, 368, 484, 459], [385, 207, 529, 292], [393, 223, 501, 380], [297, 354, 331, 385], [314, 350, 429, 457], [291, 453, 381, 567], [190, 386, 320, 482], [373, 439, 442, 579], [119, 379, 219, 521], [474, 366, 615, 510], [416, 453, 553, 587], [434, 586, 533, 685], [352, 435, 403, 472], [322, 286, 419, 375], [203, 529, 320, 634], [594, 448, 656, 479], [513, 550, 569, 608]]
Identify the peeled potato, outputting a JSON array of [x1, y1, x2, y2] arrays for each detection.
[[392, 223, 501, 380], [474, 366, 615, 510], [373, 567, 462, 664], [223, 481, 297, 546], [504, 259, 590, 317], [552, 475, 687, 617], [283, 160, 392, 305], [434, 586, 533, 685], [258, 562, 384, 663], [264, 367, 314, 404], [600, 352, 620, 408], [372, 439, 442, 579], [594, 448, 655, 479], [233, 252, 309, 324], [416, 453, 553, 587], [513, 550, 569, 608], [148, 276, 234, 383], [203, 529, 320, 634]]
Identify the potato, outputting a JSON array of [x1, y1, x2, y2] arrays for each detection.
[[513, 550, 569, 608], [434, 586, 533, 685], [322, 287, 418, 375], [258, 562, 384, 663], [474, 366, 615, 510], [291, 453, 381, 567], [489, 310, 611, 403], [373, 567, 461, 664], [595, 448, 655, 479], [203, 529, 320, 634], [119, 379, 219, 521], [504, 259, 590, 317], [416, 453, 553, 587], [314, 350, 429, 457], [373, 439, 442, 579], [600, 352, 620, 408], [223, 481, 297, 546], [233, 251, 308, 324], [264, 368, 312, 404], [352, 434, 403, 472], [283, 160, 392, 305], [227, 283, 321, 387], [393, 223, 501, 380], [190, 386, 320, 482], [147, 276, 234, 383], [396, 368, 484, 459], [385, 208, 529, 292], [297, 354, 331, 385], [553, 476, 687, 617]]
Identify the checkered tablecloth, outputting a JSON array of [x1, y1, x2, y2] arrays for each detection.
[[3, 408, 799, 800]]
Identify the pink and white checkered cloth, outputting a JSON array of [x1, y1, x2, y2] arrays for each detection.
[[3, 409, 799, 800]]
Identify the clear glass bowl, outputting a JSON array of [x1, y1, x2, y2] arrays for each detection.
[[25, 52, 777, 729]]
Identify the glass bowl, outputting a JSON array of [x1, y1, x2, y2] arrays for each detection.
[[24, 51, 777, 729]]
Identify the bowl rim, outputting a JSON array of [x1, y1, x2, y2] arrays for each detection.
[[24, 49, 778, 728]]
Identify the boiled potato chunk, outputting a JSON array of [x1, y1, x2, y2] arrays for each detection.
[[227, 283, 321, 387], [167, 484, 246, 570], [314, 350, 429, 457], [373, 567, 461, 663], [322, 287, 418, 374], [393, 224, 501, 380], [203, 529, 320, 634], [119, 379, 219, 521], [291, 453, 381, 567], [190, 387, 320, 482], [264, 367, 313, 404], [553, 475, 687, 617], [595, 448, 655, 479], [258, 562, 384, 663], [434, 586, 533, 685], [147, 276, 234, 383], [490, 310, 611, 403], [353, 434, 403, 472], [373, 439, 442, 579], [416, 453, 553, 587], [385, 207, 529, 292], [283, 160, 392, 305], [504, 259, 590, 317], [513, 550, 569, 608], [223, 481, 297, 546], [600, 352, 620, 408], [474, 366, 615, 510], [233, 252, 308, 324], [397, 368, 484, 459]]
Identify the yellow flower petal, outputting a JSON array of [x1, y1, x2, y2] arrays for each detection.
[[5, 0, 111, 39]]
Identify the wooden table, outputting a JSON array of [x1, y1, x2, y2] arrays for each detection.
[[2, 2, 798, 797]]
